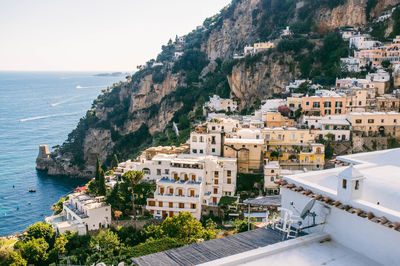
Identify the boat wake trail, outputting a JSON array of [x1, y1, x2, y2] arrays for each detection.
[[50, 95, 80, 107], [19, 112, 81, 122], [75, 85, 106, 89]]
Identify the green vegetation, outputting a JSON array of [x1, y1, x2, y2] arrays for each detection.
[[366, 0, 378, 21], [236, 173, 264, 193], [51, 196, 68, 215], [8, 212, 221, 265], [122, 170, 144, 220]]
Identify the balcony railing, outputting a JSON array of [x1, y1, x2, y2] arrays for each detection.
[[64, 203, 88, 219]]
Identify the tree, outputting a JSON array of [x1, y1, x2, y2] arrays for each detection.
[[5, 252, 27, 266], [98, 169, 107, 196], [47, 235, 67, 263], [381, 60, 391, 69], [161, 212, 205, 244], [278, 105, 290, 117], [111, 154, 119, 170], [270, 150, 281, 160], [20, 238, 49, 265], [26, 222, 54, 244], [122, 170, 144, 219], [89, 230, 121, 265]]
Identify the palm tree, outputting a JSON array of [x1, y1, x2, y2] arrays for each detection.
[[122, 170, 144, 220]]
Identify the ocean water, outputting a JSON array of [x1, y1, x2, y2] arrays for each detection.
[[0, 71, 124, 236]]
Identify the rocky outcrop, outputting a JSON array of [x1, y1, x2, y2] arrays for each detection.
[[315, 0, 398, 29], [202, 0, 261, 60], [228, 53, 298, 109]]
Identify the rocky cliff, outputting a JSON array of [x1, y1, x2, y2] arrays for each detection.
[[37, 0, 400, 177]]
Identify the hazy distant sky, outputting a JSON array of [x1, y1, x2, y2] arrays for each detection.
[[0, 0, 231, 71]]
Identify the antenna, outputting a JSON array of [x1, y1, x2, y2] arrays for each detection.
[[300, 198, 316, 220]]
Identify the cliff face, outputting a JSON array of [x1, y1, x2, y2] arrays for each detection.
[[202, 0, 261, 60], [315, 0, 398, 29], [228, 53, 298, 109], [38, 0, 400, 177]]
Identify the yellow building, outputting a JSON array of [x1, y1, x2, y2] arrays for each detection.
[[254, 42, 275, 53], [262, 128, 324, 170], [349, 112, 400, 137], [377, 96, 400, 112], [344, 88, 376, 112], [223, 138, 264, 174], [265, 112, 295, 128]]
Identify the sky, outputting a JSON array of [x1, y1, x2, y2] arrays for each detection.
[[0, 0, 231, 72]]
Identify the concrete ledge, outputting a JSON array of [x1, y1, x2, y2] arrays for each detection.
[[199, 232, 330, 266]]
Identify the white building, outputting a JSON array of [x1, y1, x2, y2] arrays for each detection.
[[46, 193, 111, 235], [285, 79, 307, 92], [244, 45, 254, 55], [204, 149, 400, 265], [205, 95, 238, 113], [146, 154, 237, 220], [303, 115, 351, 141], [349, 34, 381, 50], [174, 52, 184, 60], [366, 69, 390, 83], [260, 99, 287, 113], [340, 57, 362, 72], [190, 127, 222, 157], [281, 26, 292, 37]]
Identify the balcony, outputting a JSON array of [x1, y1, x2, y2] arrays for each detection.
[[64, 203, 88, 219]]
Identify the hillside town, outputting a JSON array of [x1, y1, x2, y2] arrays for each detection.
[[3, 1, 400, 265]]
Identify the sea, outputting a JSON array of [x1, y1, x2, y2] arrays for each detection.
[[0, 71, 124, 236]]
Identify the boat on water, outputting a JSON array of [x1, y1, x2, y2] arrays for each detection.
[[28, 189, 36, 193]]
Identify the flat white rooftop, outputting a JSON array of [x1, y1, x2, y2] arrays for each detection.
[[200, 233, 379, 266]]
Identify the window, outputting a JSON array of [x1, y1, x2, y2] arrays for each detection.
[[342, 179, 347, 189], [213, 188, 218, 194], [271, 170, 275, 173], [381, 119, 384, 123], [368, 119, 374, 123], [214, 171, 219, 178], [270, 176, 274, 181], [313, 102, 320, 108], [306, 101, 310, 106], [324, 102, 331, 107], [335, 101, 343, 107], [169, 188, 173, 194], [159, 202, 163, 207], [200, 149, 204, 154], [158, 161, 161, 165], [212, 148, 216, 153], [192, 149, 197, 153], [355, 119, 362, 124], [179, 203, 184, 208], [335, 109, 342, 114], [165, 169, 169, 175], [160, 187, 164, 194], [169, 202, 173, 208], [212, 126, 216, 130], [211, 136, 216, 144], [359, 101, 362, 106], [227, 170, 231, 177], [178, 189, 183, 196], [142, 168, 150, 174], [149, 201, 155, 206], [355, 180, 360, 190], [291, 133, 295, 141], [191, 174, 196, 181], [199, 136, 204, 142], [266, 134, 270, 140], [192, 136, 197, 142], [191, 204, 196, 209], [227, 178, 231, 184], [395, 119, 397, 123], [214, 179, 219, 185], [278, 134, 282, 140], [157, 169, 161, 175]]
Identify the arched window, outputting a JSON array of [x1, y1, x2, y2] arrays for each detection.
[[142, 168, 151, 175], [192, 136, 197, 142], [200, 136, 204, 142]]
